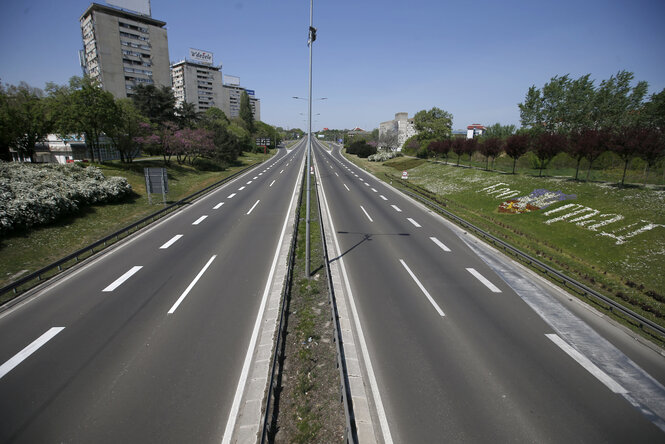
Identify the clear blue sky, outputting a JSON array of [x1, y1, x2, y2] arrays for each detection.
[[1, 0, 664, 132]]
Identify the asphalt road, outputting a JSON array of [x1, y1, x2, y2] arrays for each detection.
[[0, 141, 305, 443], [313, 140, 665, 443]]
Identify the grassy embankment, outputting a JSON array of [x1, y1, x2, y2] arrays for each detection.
[[273, 172, 345, 443], [345, 153, 665, 342], [0, 151, 272, 294]]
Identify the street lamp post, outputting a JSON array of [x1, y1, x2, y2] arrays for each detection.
[[306, 0, 315, 278]]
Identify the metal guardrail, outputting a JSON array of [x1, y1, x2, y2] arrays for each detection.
[[0, 161, 263, 303], [392, 178, 665, 341]]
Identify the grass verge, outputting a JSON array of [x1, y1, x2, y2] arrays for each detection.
[[272, 172, 345, 443], [0, 150, 273, 296], [344, 151, 665, 345]]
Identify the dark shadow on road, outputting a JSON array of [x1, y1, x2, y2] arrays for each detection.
[[329, 231, 410, 264]]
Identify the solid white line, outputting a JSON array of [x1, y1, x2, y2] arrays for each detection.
[[430, 237, 451, 252], [238, 186, 246, 191], [160, 234, 183, 249], [247, 200, 260, 215], [546, 334, 628, 394], [360, 205, 373, 222], [227, 193, 236, 199], [222, 152, 305, 443], [391, 205, 402, 212], [407, 218, 421, 227], [0, 327, 65, 380], [371, 188, 377, 192], [213, 202, 224, 210], [400, 260, 445, 316], [380, 195, 388, 200], [102, 266, 142, 292], [317, 167, 394, 444], [192, 215, 208, 225], [269, 180, 276, 187], [246, 181, 252, 184], [343, 184, 350, 192], [168, 255, 216, 314], [466, 268, 502, 293]]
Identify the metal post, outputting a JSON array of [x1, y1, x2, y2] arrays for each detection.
[[305, 0, 313, 278]]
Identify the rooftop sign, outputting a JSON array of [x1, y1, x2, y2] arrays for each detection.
[[189, 48, 213, 65]]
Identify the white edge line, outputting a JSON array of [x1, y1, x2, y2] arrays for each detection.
[[407, 217, 421, 228], [168, 255, 216, 314], [102, 265, 143, 292], [466, 267, 502, 293], [0, 327, 65, 380], [246, 199, 260, 215], [546, 334, 627, 394], [160, 234, 183, 249], [317, 161, 394, 444], [360, 205, 374, 222], [192, 215, 208, 225], [430, 237, 451, 252], [400, 259, 445, 316], [222, 146, 305, 443]]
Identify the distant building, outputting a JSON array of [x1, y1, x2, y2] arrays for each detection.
[[467, 124, 486, 139], [221, 75, 261, 120], [379, 112, 417, 151], [79, 2, 171, 98], [10, 134, 120, 163], [171, 51, 224, 113]]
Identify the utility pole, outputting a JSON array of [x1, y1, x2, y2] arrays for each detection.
[[306, 0, 316, 278]]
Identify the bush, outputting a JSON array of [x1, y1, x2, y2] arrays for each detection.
[[0, 162, 132, 234], [193, 157, 228, 171], [416, 147, 429, 158], [347, 140, 377, 158], [368, 150, 398, 162]]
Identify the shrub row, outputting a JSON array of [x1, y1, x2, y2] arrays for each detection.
[[0, 162, 132, 234]]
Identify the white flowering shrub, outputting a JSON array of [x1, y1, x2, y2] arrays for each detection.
[[0, 162, 132, 234], [368, 150, 399, 162]]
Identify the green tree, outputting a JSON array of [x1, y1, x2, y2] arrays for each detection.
[[131, 84, 176, 126], [642, 88, 665, 129], [482, 123, 516, 140], [239, 91, 255, 134], [47, 76, 117, 163], [0, 84, 11, 160], [105, 99, 147, 163], [592, 70, 648, 129], [413, 107, 453, 141], [176, 101, 199, 129], [2, 82, 52, 162], [533, 132, 565, 176]]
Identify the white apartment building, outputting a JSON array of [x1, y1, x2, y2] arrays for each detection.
[[221, 77, 261, 121], [171, 57, 224, 113], [79, 3, 171, 98], [379, 112, 417, 151]]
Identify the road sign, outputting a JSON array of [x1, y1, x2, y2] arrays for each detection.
[[256, 138, 271, 146], [144, 167, 168, 204], [402, 171, 408, 180]]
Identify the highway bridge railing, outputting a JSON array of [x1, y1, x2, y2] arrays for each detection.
[[0, 161, 263, 306], [392, 179, 665, 342]]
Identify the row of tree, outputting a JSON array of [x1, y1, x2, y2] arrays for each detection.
[[0, 76, 281, 167]]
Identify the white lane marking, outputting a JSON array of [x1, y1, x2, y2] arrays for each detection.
[[343, 184, 350, 192], [192, 215, 208, 225], [270, 180, 276, 187], [400, 260, 445, 316], [317, 166, 394, 444], [359, 178, 364, 181], [228, 193, 237, 199], [391, 205, 402, 212], [213, 202, 224, 210], [466, 268, 502, 293], [253, 176, 258, 180], [380, 195, 388, 200], [335, 172, 339, 177], [160, 234, 183, 249], [222, 152, 304, 443], [168, 255, 217, 314], [258, 173, 263, 176], [102, 266, 143, 292], [364, 182, 370, 187], [371, 188, 377, 192], [280, 169, 284, 174], [238, 186, 246, 191], [407, 218, 421, 228], [247, 200, 260, 215], [546, 334, 628, 394], [246, 181, 252, 184], [360, 205, 374, 222], [430, 237, 451, 252], [0, 327, 65, 380]]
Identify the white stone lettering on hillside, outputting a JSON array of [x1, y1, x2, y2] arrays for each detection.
[[479, 183, 521, 199]]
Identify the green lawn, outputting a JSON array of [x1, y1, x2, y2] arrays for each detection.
[[0, 151, 272, 293], [345, 152, 665, 331]]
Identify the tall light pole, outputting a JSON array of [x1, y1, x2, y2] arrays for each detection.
[[305, 0, 316, 278]]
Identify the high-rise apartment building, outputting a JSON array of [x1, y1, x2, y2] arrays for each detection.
[[171, 49, 224, 113], [79, 3, 171, 99], [221, 75, 261, 121]]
